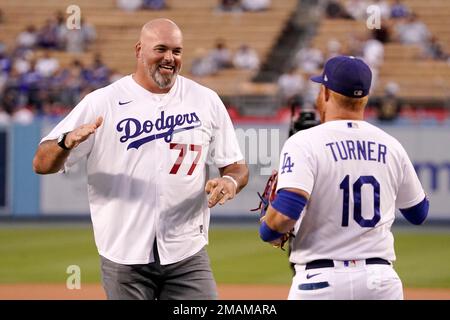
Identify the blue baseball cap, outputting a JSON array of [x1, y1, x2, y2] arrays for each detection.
[[310, 55, 372, 98]]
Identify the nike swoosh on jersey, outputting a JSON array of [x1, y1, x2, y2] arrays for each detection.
[[306, 273, 321, 279], [118, 100, 133, 105]]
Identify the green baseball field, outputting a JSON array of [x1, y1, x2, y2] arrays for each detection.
[[0, 224, 449, 299]]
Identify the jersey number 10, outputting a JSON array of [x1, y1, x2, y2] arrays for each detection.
[[339, 175, 380, 228]]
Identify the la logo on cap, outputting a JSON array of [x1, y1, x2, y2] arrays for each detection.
[[354, 90, 363, 96]]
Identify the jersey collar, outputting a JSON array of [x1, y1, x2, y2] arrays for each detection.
[[128, 74, 181, 107]]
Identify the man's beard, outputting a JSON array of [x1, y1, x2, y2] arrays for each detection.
[[145, 60, 179, 89]]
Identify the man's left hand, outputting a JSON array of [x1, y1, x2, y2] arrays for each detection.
[[205, 177, 237, 208]]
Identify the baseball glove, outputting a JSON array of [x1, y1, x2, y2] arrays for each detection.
[[251, 170, 294, 250], [251, 169, 278, 217]]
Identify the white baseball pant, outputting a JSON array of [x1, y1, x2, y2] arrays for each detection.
[[288, 259, 403, 300]]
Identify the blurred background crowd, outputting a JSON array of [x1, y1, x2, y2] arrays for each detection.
[[0, 0, 449, 125]]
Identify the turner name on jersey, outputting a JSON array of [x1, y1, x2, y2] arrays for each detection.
[[325, 140, 387, 163]]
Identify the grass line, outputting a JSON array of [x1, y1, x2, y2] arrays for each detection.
[[0, 227, 449, 287]]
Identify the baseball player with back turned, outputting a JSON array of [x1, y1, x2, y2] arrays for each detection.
[[33, 18, 249, 300], [259, 56, 429, 300]]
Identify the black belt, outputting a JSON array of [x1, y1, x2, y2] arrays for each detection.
[[305, 258, 390, 270]]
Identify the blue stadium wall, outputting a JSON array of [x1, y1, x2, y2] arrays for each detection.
[[0, 119, 449, 221]]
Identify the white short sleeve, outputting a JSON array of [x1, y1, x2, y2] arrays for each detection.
[[40, 94, 96, 171], [207, 93, 243, 168], [395, 147, 425, 209], [276, 135, 315, 195]]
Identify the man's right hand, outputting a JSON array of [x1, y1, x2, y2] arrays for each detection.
[[65, 117, 103, 149]]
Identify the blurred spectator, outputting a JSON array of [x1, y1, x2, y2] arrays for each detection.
[[12, 50, 34, 75], [277, 67, 305, 106], [302, 74, 321, 110], [422, 36, 448, 61], [347, 33, 366, 57], [37, 18, 60, 49], [117, 0, 143, 11], [362, 33, 384, 91], [395, 13, 430, 48], [372, 0, 390, 20], [0, 71, 7, 97], [325, 0, 352, 19], [54, 10, 67, 38], [326, 39, 343, 59], [233, 44, 259, 70], [16, 25, 38, 50], [0, 50, 12, 75], [241, 0, 270, 11], [209, 40, 233, 69], [59, 18, 96, 53], [190, 48, 218, 77], [35, 50, 59, 77], [345, 30, 385, 92], [142, 0, 167, 10], [0, 8, 4, 24], [54, 59, 87, 107], [385, 81, 400, 96], [363, 36, 384, 70], [372, 24, 390, 44], [0, 106, 10, 125], [390, 0, 410, 19], [19, 60, 44, 110], [86, 54, 110, 89], [375, 81, 402, 122], [295, 47, 324, 73], [0, 41, 6, 55], [217, 0, 242, 12], [55, 10, 65, 25], [1, 82, 20, 114], [41, 100, 71, 118], [344, 0, 369, 21], [12, 106, 34, 125]]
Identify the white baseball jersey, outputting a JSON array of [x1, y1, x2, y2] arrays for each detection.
[[277, 120, 425, 265], [41, 75, 243, 265]]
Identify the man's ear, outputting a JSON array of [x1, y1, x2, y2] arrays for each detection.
[[135, 41, 141, 59]]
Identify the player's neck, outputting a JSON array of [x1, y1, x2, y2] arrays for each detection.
[[324, 109, 364, 122]]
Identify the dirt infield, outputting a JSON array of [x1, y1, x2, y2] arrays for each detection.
[[0, 284, 449, 300]]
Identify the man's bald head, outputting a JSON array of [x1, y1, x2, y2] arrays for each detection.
[[139, 19, 183, 45], [134, 18, 183, 93]]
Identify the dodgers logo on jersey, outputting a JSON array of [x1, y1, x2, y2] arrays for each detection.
[[116, 110, 202, 150], [281, 152, 294, 174]]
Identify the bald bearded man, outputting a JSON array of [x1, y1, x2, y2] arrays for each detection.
[[33, 19, 249, 300]]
